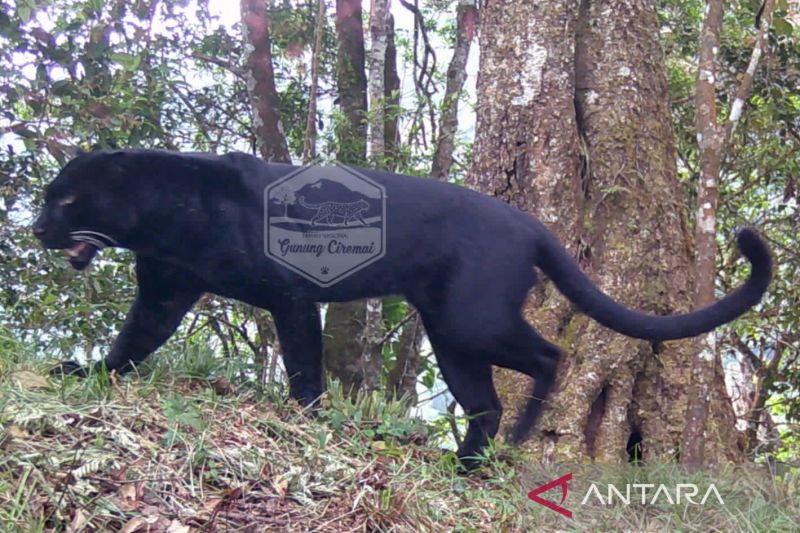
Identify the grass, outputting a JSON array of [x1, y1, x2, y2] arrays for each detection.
[[0, 345, 798, 532]]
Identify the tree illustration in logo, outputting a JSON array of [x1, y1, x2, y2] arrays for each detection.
[[273, 185, 296, 217]]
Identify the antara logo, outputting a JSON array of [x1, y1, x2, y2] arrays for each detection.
[[528, 473, 573, 518], [528, 473, 725, 519]]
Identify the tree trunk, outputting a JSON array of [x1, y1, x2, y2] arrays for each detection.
[[384, 14, 400, 163], [240, 0, 291, 162], [367, 0, 390, 162], [431, 0, 477, 180], [240, 0, 291, 385], [334, 0, 368, 164], [386, 314, 423, 402], [302, 0, 326, 163], [355, 0, 392, 392], [681, 0, 725, 468], [681, 0, 776, 467], [324, 0, 373, 394], [468, 0, 742, 464]]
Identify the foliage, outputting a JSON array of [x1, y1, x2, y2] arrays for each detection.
[[0, 0, 798, 470], [0, 353, 798, 531], [661, 0, 800, 461]]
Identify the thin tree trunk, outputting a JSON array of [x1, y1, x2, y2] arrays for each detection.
[[356, 0, 392, 391], [240, 0, 291, 162], [367, 0, 390, 162], [431, 0, 476, 180], [384, 14, 400, 162], [386, 314, 423, 402], [744, 334, 794, 452], [302, 0, 326, 163], [681, 0, 775, 466]]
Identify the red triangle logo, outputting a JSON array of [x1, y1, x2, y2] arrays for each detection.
[[528, 473, 573, 518]]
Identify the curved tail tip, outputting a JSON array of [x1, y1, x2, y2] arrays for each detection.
[[736, 227, 771, 263], [736, 227, 772, 286]]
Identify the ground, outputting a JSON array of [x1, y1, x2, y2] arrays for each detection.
[[0, 350, 797, 532]]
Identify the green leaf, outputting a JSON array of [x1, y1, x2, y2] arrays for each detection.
[[17, 5, 32, 23], [110, 52, 141, 71]]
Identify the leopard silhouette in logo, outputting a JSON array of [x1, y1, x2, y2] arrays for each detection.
[[297, 196, 370, 227]]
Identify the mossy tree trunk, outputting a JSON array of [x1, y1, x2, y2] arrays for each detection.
[[467, 0, 742, 464]]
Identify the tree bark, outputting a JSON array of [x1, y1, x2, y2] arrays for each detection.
[[302, 0, 326, 163], [468, 0, 741, 464], [240, 0, 291, 387], [431, 0, 477, 180], [334, 0, 368, 164], [324, 0, 373, 394], [384, 14, 400, 162], [681, 0, 725, 468], [240, 0, 291, 162], [368, 0, 390, 162], [681, 0, 775, 466]]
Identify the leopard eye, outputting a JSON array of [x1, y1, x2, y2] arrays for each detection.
[[58, 195, 76, 206]]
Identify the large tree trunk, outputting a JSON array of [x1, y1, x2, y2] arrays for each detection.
[[468, 0, 742, 463]]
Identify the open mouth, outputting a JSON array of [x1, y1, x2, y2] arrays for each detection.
[[63, 241, 99, 270], [60, 231, 117, 270]]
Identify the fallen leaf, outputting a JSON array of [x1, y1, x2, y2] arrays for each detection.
[[371, 440, 387, 451], [8, 425, 28, 439], [110, 465, 128, 481], [119, 517, 146, 533], [116, 482, 143, 511], [272, 475, 289, 498], [203, 498, 223, 513], [166, 520, 191, 533], [223, 486, 243, 500], [9, 371, 49, 391], [210, 376, 232, 395], [66, 508, 88, 533]]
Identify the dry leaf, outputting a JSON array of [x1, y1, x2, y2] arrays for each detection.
[[272, 475, 289, 498], [210, 376, 232, 395], [10, 370, 49, 391], [166, 520, 191, 533], [203, 498, 223, 513], [116, 482, 143, 511], [119, 517, 147, 533], [223, 486, 243, 500], [8, 424, 28, 439], [66, 508, 88, 533]]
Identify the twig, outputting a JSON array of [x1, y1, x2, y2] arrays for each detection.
[[191, 51, 244, 79]]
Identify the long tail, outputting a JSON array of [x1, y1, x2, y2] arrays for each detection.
[[536, 227, 772, 341]]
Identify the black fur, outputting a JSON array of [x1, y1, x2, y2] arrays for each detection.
[[33, 150, 772, 466]]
